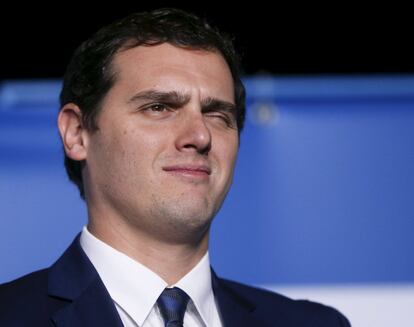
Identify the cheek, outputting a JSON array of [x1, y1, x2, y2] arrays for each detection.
[[118, 127, 168, 174], [91, 128, 139, 174], [217, 137, 238, 179]]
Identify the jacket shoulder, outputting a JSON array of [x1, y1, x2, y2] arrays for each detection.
[[0, 269, 62, 326], [0, 269, 48, 296], [219, 278, 351, 326]]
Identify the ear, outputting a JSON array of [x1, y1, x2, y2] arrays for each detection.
[[57, 103, 89, 161]]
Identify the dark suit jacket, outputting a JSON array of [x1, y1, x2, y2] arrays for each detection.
[[0, 236, 351, 326]]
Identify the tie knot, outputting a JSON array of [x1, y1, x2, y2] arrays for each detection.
[[157, 287, 190, 327]]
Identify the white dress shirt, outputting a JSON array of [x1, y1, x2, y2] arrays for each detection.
[[80, 226, 223, 327]]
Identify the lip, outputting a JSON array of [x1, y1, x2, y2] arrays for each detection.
[[162, 164, 211, 177]]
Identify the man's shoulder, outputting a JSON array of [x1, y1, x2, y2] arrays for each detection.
[[0, 268, 49, 298], [218, 278, 351, 326], [0, 269, 61, 326]]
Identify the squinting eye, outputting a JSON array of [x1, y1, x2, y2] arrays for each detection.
[[208, 113, 235, 128]]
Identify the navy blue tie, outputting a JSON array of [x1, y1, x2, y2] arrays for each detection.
[[157, 287, 190, 327]]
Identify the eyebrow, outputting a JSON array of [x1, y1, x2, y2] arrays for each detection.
[[128, 90, 237, 116], [200, 97, 237, 118], [128, 90, 191, 107]]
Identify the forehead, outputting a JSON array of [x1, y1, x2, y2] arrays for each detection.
[[109, 43, 235, 102]]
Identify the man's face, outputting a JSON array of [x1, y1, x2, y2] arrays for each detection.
[[84, 43, 239, 243]]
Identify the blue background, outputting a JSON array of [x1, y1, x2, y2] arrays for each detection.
[[1, 76, 413, 285]]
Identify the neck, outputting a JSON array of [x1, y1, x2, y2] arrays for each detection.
[[87, 213, 210, 286]]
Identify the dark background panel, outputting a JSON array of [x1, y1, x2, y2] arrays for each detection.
[[1, 4, 413, 79]]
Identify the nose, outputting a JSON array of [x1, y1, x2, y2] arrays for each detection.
[[175, 110, 212, 155]]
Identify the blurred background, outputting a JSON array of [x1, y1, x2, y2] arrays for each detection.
[[1, 4, 413, 326]]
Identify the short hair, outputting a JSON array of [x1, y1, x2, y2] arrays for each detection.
[[59, 8, 246, 199]]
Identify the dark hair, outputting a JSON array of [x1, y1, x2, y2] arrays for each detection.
[[59, 8, 246, 199]]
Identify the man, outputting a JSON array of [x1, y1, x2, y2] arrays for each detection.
[[0, 8, 350, 327]]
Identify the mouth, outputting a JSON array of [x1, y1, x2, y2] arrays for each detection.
[[162, 164, 211, 179]]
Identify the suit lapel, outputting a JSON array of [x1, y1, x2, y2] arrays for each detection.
[[50, 277, 123, 327], [211, 270, 264, 327], [47, 235, 123, 327]]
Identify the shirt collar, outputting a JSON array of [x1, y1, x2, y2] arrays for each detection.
[[79, 226, 214, 326], [173, 251, 215, 326]]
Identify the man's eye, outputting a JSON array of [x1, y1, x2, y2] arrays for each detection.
[[146, 103, 168, 112], [207, 113, 235, 128]]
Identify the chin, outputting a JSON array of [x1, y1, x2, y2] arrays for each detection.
[[172, 206, 214, 228], [148, 195, 221, 238], [153, 204, 213, 238]]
